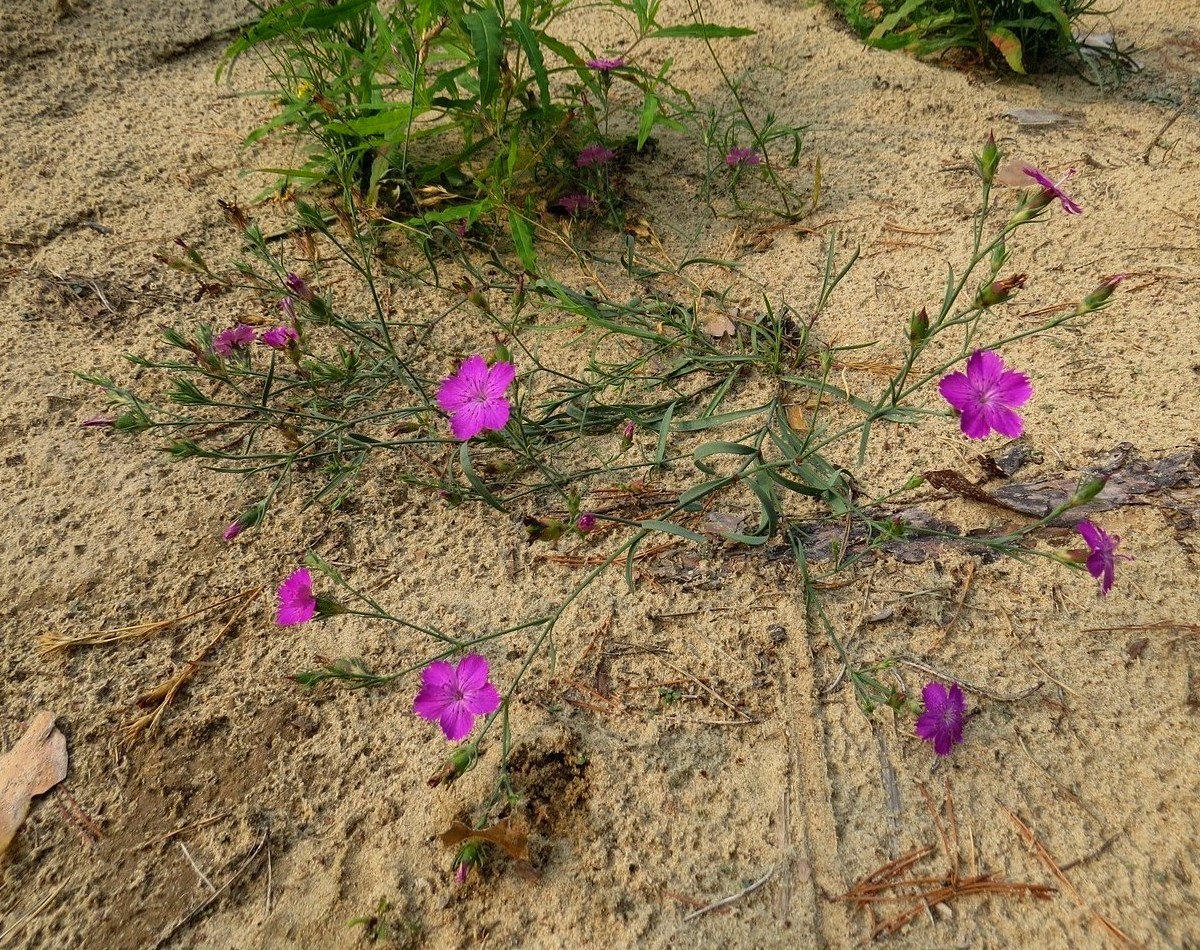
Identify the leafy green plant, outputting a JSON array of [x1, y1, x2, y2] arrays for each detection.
[[830, 0, 1134, 79], [219, 0, 757, 267]]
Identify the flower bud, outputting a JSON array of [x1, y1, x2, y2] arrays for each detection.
[[1081, 274, 1126, 312], [576, 513, 597, 534], [976, 131, 1000, 186], [988, 237, 1008, 275], [974, 273, 1027, 308], [1068, 476, 1107, 508], [907, 307, 930, 346], [427, 743, 478, 787]]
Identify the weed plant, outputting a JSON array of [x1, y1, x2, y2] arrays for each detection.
[[80, 0, 1131, 886], [831, 0, 1135, 80]]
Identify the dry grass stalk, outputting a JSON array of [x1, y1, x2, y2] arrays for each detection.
[[38, 588, 263, 656], [838, 781, 1055, 939], [119, 587, 262, 748]]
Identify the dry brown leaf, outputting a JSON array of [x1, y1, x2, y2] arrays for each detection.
[[697, 301, 736, 338], [1, 711, 69, 856], [440, 817, 530, 862]]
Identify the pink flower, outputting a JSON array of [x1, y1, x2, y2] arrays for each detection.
[[277, 568, 317, 626], [576, 144, 615, 168], [555, 193, 596, 215], [586, 56, 626, 71], [260, 326, 299, 349], [436, 355, 515, 440], [725, 146, 761, 167], [279, 296, 297, 320], [938, 350, 1032, 440], [1020, 165, 1082, 215], [576, 513, 597, 533], [1076, 520, 1131, 596], [222, 521, 244, 542], [413, 654, 502, 741], [213, 324, 257, 356], [915, 682, 966, 756]]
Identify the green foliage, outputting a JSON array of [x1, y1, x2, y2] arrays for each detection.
[[830, 0, 1133, 78], [219, 0, 759, 258]]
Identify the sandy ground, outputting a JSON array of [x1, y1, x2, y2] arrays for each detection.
[[2, 0, 1199, 946]]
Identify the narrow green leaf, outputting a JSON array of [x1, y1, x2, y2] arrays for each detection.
[[640, 519, 706, 543], [647, 24, 754, 39], [459, 442, 505, 511], [512, 19, 550, 109], [637, 93, 659, 150], [464, 8, 502, 109], [326, 104, 417, 138], [868, 0, 929, 42], [508, 209, 538, 273], [693, 440, 757, 476]]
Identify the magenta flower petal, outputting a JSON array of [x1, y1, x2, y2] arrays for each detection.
[[957, 406, 992, 440], [214, 323, 257, 357], [938, 372, 975, 407], [277, 568, 317, 626], [555, 193, 596, 214], [586, 56, 626, 71], [1076, 520, 1131, 596], [413, 654, 502, 741], [440, 704, 475, 742], [939, 350, 1032, 440], [456, 653, 491, 691], [982, 403, 1024, 439], [915, 681, 966, 756], [413, 660, 457, 719], [1020, 165, 1082, 215], [436, 355, 515, 440], [725, 146, 761, 166], [260, 326, 298, 349], [576, 145, 615, 168]]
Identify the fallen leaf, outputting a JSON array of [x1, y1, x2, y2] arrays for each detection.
[[1, 711, 68, 856], [441, 817, 529, 861], [440, 817, 540, 880], [697, 301, 736, 338]]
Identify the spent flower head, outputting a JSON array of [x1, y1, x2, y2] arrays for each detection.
[[725, 146, 762, 167], [413, 654, 502, 741], [277, 568, 317, 626], [436, 354, 515, 440], [915, 681, 966, 756], [1076, 520, 1132, 596], [284, 272, 315, 302], [939, 350, 1032, 440], [576, 144, 615, 168]]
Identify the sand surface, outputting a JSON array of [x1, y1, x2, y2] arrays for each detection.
[[2, 0, 1199, 946]]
